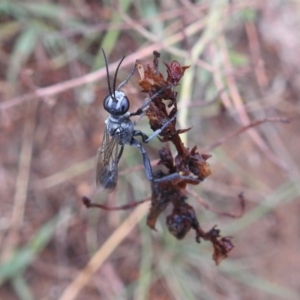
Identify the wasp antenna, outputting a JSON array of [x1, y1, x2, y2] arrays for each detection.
[[113, 55, 126, 97], [101, 48, 113, 98]]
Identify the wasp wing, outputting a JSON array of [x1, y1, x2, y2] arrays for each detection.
[[96, 128, 120, 192]]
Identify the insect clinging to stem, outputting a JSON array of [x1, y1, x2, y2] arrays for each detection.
[[96, 49, 179, 192]]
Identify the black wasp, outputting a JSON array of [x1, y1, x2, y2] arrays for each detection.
[[96, 49, 177, 192]]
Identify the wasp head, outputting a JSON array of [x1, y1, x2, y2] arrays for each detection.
[[103, 91, 129, 115], [102, 49, 130, 116]]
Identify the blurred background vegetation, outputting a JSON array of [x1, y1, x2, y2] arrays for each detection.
[[1, 0, 300, 299]]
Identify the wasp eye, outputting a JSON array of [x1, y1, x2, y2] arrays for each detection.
[[103, 91, 130, 115]]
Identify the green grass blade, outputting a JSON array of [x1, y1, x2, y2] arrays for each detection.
[[11, 275, 34, 300], [0, 210, 71, 285], [7, 26, 38, 85]]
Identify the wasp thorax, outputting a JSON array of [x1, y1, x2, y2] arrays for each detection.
[[103, 90, 130, 115]]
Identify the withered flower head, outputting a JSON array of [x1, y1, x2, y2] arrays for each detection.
[[167, 201, 197, 239], [164, 61, 190, 85]]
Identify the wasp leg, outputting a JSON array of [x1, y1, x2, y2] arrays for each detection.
[[130, 137, 153, 181], [133, 130, 148, 142], [145, 112, 178, 143], [133, 111, 177, 144], [130, 84, 173, 117], [130, 136, 200, 184], [153, 173, 201, 184], [116, 145, 124, 163]]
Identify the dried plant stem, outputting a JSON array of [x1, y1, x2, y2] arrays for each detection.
[[2, 98, 38, 261], [204, 117, 289, 152], [218, 34, 289, 171], [58, 202, 149, 300], [187, 188, 245, 218], [1, 19, 209, 111]]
